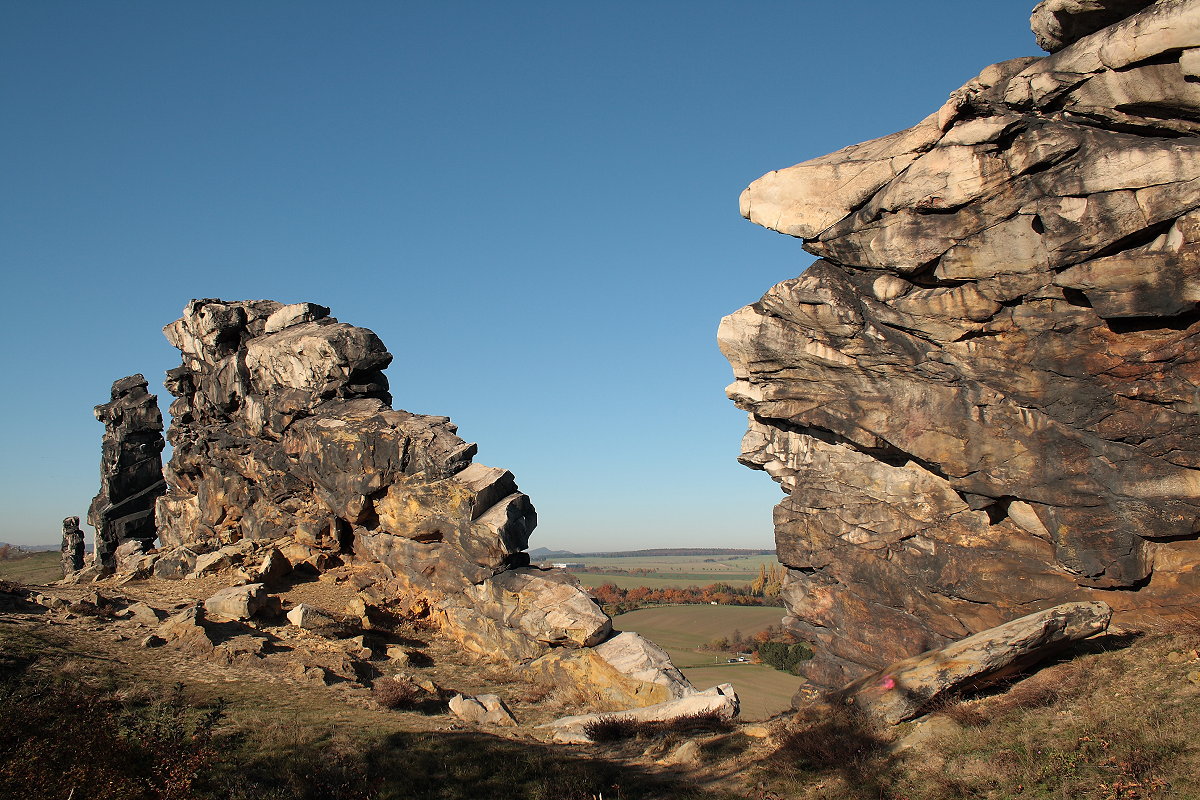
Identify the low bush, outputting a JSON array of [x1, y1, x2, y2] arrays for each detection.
[[371, 676, 421, 710], [583, 710, 735, 743]]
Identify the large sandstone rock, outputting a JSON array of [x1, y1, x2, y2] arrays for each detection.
[[87, 375, 166, 574], [461, 567, 612, 648], [149, 298, 691, 708], [540, 684, 739, 744], [722, 1, 1200, 689], [842, 601, 1112, 724]]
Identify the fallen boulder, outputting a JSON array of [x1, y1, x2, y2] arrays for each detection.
[[448, 693, 518, 727], [203, 583, 268, 621], [541, 684, 740, 744], [840, 601, 1112, 724]]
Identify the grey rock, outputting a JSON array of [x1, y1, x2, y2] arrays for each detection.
[[60, 516, 84, 576], [203, 583, 268, 621], [87, 375, 166, 574]]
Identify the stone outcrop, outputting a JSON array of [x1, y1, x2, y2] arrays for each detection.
[[87, 375, 166, 574], [721, 0, 1200, 689], [842, 601, 1112, 724], [60, 517, 84, 576], [149, 299, 696, 707]]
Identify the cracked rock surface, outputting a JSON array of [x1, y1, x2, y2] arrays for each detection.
[[721, 0, 1200, 690]]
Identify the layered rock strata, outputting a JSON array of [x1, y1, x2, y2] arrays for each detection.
[[88, 375, 167, 574], [721, 0, 1200, 689], [60, 516, 84, 576], [152, 299, 696, 707]]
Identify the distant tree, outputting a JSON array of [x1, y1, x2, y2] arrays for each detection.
[[0, 544, 10, 561]]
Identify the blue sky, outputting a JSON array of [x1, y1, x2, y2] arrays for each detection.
[[0, 1, 1038, 549]]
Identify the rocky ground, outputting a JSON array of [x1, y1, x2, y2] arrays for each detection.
[[0, 570, 779, 799]]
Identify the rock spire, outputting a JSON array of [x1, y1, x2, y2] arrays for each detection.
[[87, 374, 166, 574]]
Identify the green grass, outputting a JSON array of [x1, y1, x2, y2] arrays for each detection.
[[0, 551, 62, 585], [613, 605, 800, 721]]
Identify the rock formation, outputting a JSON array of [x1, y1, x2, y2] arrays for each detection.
[[60, 516, 84, 576], [721, 0, 1200, 689], [88, 375, 167, 574], [149, 299, 702, 708]]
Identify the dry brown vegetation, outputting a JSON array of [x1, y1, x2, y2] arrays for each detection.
[[749, 625, 1200, 800]]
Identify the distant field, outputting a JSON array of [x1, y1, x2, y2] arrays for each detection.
[[0, 551, 61, 585], [574, 573, 754, 589], [560, 553, 778, 573], [613, 605, 799, 720]]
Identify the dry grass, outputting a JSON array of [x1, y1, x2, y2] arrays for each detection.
[[748, 629, 1200, 800]]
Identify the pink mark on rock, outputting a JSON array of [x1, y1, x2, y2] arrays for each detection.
[[880, 675, 896, 691]]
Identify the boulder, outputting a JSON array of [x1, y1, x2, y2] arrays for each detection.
[[841, 601, 1112, 724], [460, 568, 612, 648], [448, 693, 518, 726], [156, 606, 216, 654], [541, 684, 740, 744], [286, 602, 337, 630], [722, 0, 1200, 689], [203, 583, 268, 621], [529, 633, 697, 711], [117, 601, 164, 626]]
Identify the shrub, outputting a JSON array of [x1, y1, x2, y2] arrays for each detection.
[[583, 711, 735, 743], [372, 676, 421, 710]]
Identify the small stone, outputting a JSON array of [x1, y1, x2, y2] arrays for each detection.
[[742, 725, 771, 739], [141, 634, 166, 648], [1187, 670, 1200, 686], [385, 645, 411, 665], [658, 739, 702, 766]]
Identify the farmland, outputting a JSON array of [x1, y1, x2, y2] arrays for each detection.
[[0, 551, 60, 584], [613, 605, 801, 720], [552, 552, 777, 589]]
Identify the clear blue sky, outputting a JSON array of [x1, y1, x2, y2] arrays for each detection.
[[0, 1, 1038, 549]]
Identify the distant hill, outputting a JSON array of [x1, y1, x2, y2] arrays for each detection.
[[527, 547, 579, 560], [0, 543, 60, 553], [574, 548, 775, 558]]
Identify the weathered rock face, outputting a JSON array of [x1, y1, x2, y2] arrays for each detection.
[[88, 375, 166, 573], [60, 516, 84, 576], [152, 299, 693, 707], [156, 299, 532, 596], [721, 0, 1200, 689]]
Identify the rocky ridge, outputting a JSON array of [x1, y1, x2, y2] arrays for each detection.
[[96, 299, 705, 712], [721, 0, 1200, 689]]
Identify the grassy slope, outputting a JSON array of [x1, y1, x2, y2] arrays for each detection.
[[0, 551, 61, 585], [614, 605, 800, 721]]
